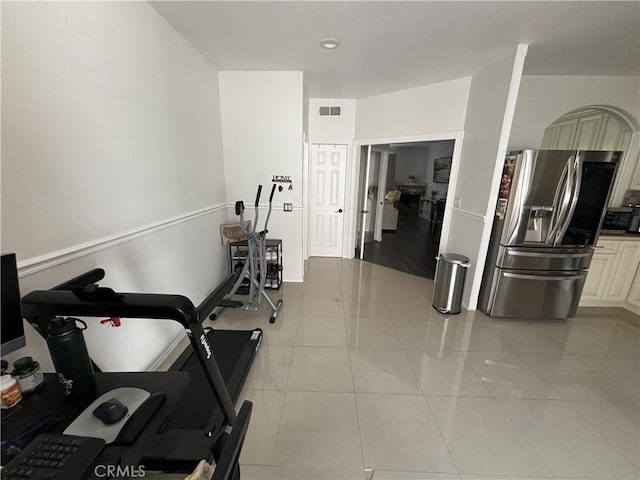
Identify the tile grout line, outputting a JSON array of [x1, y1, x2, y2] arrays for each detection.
[[266, 276, 304, 473], [465, 332, 566, 401], [341, 264, 368, 476], [564, 398, 640, 474], [257, 303, 297, 472], [460, 348, 557, 479], [265, 388, 288, 471], [401, 321, 463, 479], [492, 397, 556, 479]]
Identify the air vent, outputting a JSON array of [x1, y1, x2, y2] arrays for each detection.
[[319, 106, 341, 117]]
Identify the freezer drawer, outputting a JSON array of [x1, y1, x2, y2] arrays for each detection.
[[487, 269, 586, 319], [497, 246, 593, 271]]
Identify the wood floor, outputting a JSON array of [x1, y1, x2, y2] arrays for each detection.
[[362, 211, 440, 279]]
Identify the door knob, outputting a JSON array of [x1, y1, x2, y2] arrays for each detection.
[[336, 209, 343, 213]]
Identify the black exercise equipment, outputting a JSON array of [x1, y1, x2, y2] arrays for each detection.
[[22, 268, 262, 474]]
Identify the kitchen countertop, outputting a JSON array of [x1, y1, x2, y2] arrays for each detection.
[[599, 231, 640, 240]]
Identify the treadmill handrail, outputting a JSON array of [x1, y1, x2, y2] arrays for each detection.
[[21, 288, 237, 427], [52, 268, 106, 291], [212, 400, 252, 480], [23, 290, 197, 325]]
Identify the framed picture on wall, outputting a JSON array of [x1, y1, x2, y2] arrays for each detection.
[[433, 157, 452, 183]]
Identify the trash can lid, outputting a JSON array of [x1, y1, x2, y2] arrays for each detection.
[[438, 253, 470, 265]]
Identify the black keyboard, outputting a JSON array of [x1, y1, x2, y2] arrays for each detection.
[[2, 433, 105, 480]]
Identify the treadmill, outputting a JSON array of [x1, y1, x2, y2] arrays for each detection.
[[21, 267, 262, 474]]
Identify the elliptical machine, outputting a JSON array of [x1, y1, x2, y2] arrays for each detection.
[[211, 184, 283, 324]]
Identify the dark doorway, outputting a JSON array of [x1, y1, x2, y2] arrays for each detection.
[[363, 210, 440, 278], [359, 140, 454, 279]]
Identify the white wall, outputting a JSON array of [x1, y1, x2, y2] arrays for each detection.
[[2, 2, 226, 260], [5, 211, 229, 373], [308, 99, 357, 144], [303, 86, 310, 142], [509, 76, 640, 150], [447, 46, 527, 308], [355, 77, 471, 140], [392, 143, 454, 186], [393, 148, 429, 184], [218, 72, 304, 281], [391, 142, 454, 199], [452, 67, 514, 213], [1, 2, 228, 371]]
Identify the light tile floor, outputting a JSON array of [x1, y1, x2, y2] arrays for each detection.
[[207, 258, 640, 480]]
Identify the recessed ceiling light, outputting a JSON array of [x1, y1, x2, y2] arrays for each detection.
[[320, 38, 339, 49]]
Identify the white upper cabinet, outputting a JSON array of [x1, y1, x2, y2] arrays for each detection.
[[542, 108, 631, 151], [575, 112, 605, 149], [598, 113, 632, 152], [631, 152, 640, 191]]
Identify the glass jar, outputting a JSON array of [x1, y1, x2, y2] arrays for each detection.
[[12, 356, 44, 393], [1, 375, 22, 408]]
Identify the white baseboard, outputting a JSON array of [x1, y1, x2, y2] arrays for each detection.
[[622, 303, 640, 316], [462, 299, 477, 311], [147, 333, 188, 371], [580, 300, 640, 316]]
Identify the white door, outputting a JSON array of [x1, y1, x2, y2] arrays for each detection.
[[358, 146, 372, 259], [364, 150, 381, 244], [356, 146, 388, 259], [354, 146, 368, 259], [309, 144, 347, 257], [374, 151, 389, 242]]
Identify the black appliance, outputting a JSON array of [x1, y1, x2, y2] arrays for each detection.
[[602, 207, 633, 233]]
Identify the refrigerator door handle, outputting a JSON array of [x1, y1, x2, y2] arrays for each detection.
[[555, 154, 582, 244], [503, 272, 586, 281], [547, 157, 572, 244]]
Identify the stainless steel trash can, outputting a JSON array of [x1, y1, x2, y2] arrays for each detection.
[[433, 253, 470, 314]]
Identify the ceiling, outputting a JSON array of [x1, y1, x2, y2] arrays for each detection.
[[150, 1, 639, 99]]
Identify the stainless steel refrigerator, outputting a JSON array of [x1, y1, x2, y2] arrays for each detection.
[[478, 149, 621, 319]]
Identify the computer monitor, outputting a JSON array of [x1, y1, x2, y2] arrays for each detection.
[[1, 253, 26, 355]]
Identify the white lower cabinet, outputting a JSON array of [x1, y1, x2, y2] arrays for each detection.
[[626, 267, 640, 309], [605, 243, 640, 301], [580, 236, 640, 313], [581, 254, 615, 301]]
